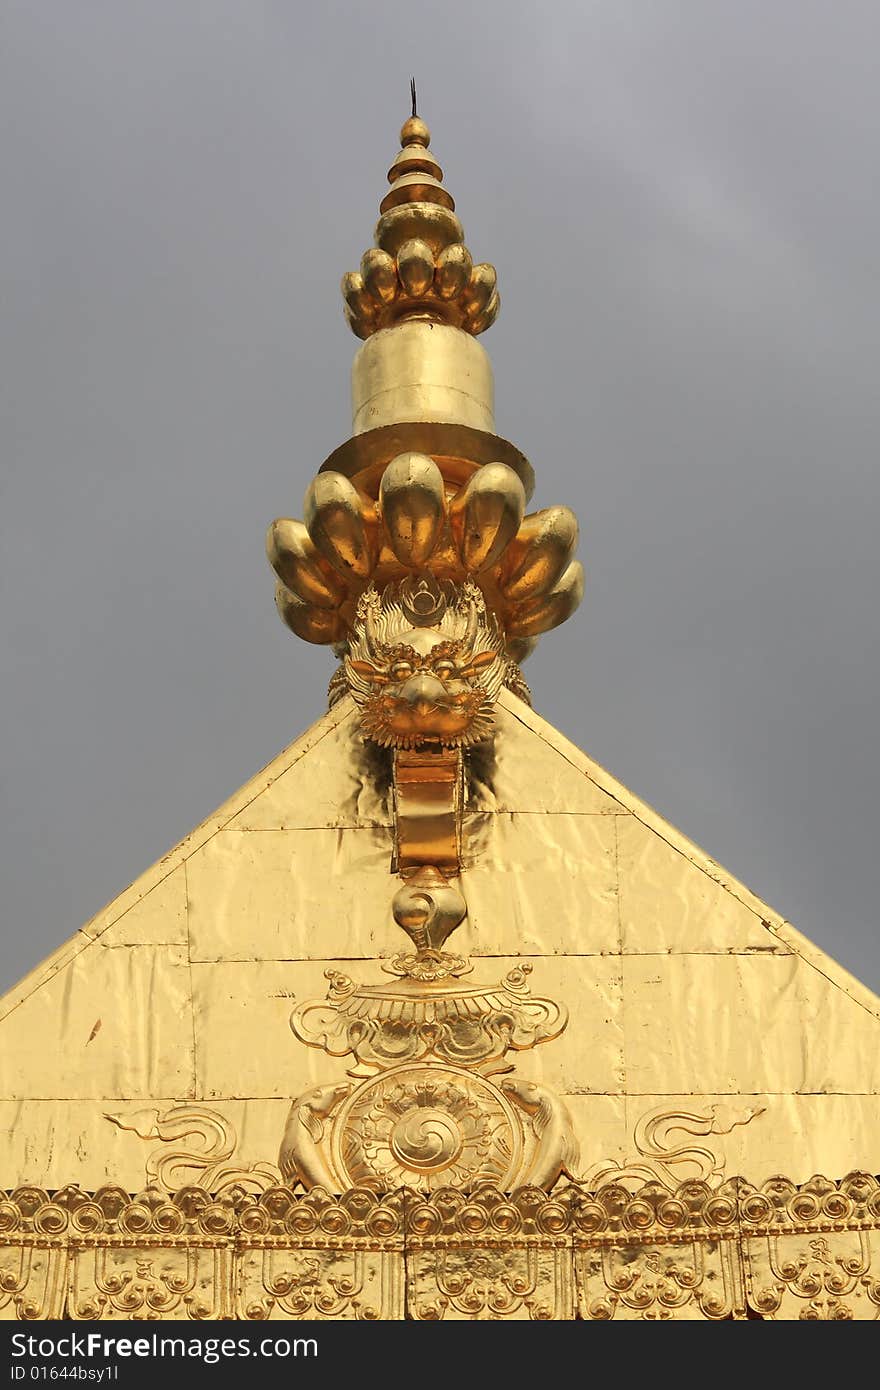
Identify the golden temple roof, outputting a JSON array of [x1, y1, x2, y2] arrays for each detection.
[[1, 105, 879, 1322]]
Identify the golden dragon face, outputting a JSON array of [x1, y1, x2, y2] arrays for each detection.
[[344, 577, 507, 750]]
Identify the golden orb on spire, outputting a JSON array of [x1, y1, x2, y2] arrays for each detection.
[[399, 114, 430, 147]]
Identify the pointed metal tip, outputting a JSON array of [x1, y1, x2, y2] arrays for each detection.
[[410, 77, 417, 119]]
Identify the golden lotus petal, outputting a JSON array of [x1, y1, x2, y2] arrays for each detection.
[[468, 289, 500, 335], [266, 518, 348, 610], [460, 263, 497, 318], [379, 452, 446, 567], [341, 271, 377, 323], [274, 582, 346, 645], [500, 506, 579, 602], [343, 304, 372, 341], [505, 560, 584, 638], [376, 203, 463, 258], [304, 471, 376, 581], [361, 248, 397, 305], [434, 243, 473, 300], [449, 463, 525, 573], [396, 238, 435, 298]]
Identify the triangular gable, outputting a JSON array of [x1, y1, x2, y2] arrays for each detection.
[[1, 690, 877, 1192]]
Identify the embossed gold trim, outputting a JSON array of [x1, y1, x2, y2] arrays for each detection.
[[3, 1175, 879, 1320]]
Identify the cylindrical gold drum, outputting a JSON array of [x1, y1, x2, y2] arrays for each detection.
[[351, 321, 495, 435]]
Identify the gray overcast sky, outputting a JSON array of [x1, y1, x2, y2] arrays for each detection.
[[1, 1, 878, 994]]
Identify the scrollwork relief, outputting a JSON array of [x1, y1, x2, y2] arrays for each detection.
[[103, 1105, 281, 1195], [581, 1102, 766, 1192], [409, 1243, 573, 1320]]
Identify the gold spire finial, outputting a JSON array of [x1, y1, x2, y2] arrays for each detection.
[[269, 103, 584, 662], [341, 105, 499, 340]]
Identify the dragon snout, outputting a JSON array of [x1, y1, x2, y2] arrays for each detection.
[[398, 672, 449, 710]]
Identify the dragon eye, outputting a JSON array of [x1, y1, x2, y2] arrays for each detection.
[[391, 661, 413, 681], [433, 659, 456, 678]]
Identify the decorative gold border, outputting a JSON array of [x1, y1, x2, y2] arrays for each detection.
[[3, 1174, 879, 1320]]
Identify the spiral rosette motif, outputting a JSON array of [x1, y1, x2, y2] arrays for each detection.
[[332, 1067, 521, 1192]]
